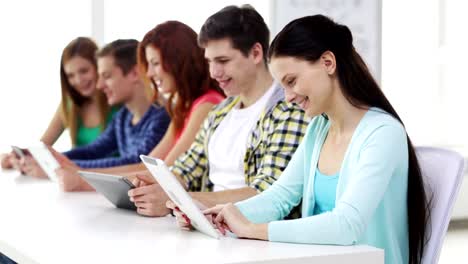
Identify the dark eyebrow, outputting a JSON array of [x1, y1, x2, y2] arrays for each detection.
[[213, 56, 229, 61]]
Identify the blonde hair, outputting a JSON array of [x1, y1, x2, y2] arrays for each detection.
[[59, 37, 111, 146]]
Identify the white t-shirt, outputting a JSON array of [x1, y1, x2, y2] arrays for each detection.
[[208, 84, 276, 191]]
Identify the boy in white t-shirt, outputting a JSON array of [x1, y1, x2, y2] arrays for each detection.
[[128, 5, 308, 217]]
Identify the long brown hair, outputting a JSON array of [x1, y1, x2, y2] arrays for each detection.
[[60, 37, 110, 146], [138, 21, 222, 131], [269, 15, 430, 264]]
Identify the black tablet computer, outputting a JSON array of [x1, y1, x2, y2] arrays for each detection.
[[78, 171, 136, 210]]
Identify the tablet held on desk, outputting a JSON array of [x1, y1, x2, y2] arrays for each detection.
[[28, 142, 60, 181], [11, 145, 29, 159], [140, 154, 220, 239], [78, 171, 137, 210]]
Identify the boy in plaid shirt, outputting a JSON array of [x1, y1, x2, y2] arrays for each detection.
[[129, 6, 308, 217]]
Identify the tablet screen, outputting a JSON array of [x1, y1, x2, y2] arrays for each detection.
[[78, 171, 137, 210], [28, 143, 60, 181], [140, 155, 220, 239]]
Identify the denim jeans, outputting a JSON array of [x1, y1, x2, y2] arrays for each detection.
[[0, 253, 16, 264]]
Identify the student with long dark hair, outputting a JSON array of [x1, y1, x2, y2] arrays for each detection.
[[173, 15, 430, 264]]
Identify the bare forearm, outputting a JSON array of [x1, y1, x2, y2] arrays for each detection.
[[247, 223, 269, 240], [41, 106, 65, 146], [190, 187, 258, 207]]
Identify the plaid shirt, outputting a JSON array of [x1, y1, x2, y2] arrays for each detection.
[[171, 83, 309, 193]]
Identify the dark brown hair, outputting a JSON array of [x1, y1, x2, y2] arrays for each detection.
[[198, 5, 269, 63], [269, 15, 430, 264], [96, 39, 139, 75]]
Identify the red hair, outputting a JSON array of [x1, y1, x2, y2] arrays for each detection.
[[138, 21, 222, 131]]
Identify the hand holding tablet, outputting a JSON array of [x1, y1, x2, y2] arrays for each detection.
[[28, 142, 60, 181], [2, 146, 29, 171], [11, 145, 29, 159]]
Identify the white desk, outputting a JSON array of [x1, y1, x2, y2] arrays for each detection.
[[0, 170, 383, 264]]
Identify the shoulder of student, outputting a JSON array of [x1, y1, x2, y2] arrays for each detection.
[[267, 100, 309, 122]]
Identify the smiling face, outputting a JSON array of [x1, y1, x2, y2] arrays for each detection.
[[63, 56, 98, 97], [204, 38, 258, 97], [144, 45, 177, 95], [96, 55, 135, 105], [269, 55, 335, 117]]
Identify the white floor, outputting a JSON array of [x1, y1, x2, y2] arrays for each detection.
[[439, 220, 468, 263]]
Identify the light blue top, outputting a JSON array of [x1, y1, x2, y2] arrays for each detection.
[[313, 169, 339, 215], [236, 108, 409, 264]]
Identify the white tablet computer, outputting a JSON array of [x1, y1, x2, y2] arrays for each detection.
[[28, 142, 60, 181], [140, 155, 220, 239], [78, 171, 137, 210]]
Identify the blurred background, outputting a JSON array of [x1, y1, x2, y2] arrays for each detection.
[[1, 0, 466, 155]]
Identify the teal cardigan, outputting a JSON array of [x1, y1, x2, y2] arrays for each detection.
[[237, 108, 409, 264]]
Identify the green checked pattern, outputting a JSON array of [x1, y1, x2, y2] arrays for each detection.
[[170, 84, 309, 195]]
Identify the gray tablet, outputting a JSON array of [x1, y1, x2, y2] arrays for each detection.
[[78, 171, 136, 210]]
